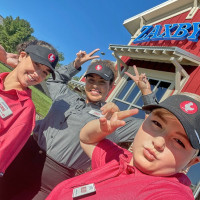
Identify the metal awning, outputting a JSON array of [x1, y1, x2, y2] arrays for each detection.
[[69, 79, 85, 88], [68, 79, 86, 97], [109, 44, 200, 66], [109, 44, 199, 92]]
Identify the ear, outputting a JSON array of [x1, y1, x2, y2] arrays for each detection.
[[18, 51, 27, 62], [186, 156, 200, 168]]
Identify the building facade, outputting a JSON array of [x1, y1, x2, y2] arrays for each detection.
[[107, 0, 200, 117]]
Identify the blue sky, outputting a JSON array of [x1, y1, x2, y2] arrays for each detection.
[[1, 0, 200, 185], [1, 0, 167, 76]]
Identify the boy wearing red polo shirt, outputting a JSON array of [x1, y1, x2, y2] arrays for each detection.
[[47, 93, 200, 200]]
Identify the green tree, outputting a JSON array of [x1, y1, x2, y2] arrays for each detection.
[[57, 52, 65, 67], [73, 76, 80, 81], [0, 16, 65, 67], [0, 16, 35, 52]]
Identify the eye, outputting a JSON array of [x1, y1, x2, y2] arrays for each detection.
[[33, 62, 40, 68], [43, 71, 49, 76], [87, 79, 94, 84], [152, 120, 162, 128], [174, 138, 185, 148], [99, 81, 106, 85]]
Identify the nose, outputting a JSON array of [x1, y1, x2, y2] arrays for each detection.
[[91, 82, 99, 88], [152, 136, 165, 152], [33, 70, 43, 82]]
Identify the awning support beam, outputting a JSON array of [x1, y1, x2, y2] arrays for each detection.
[[112, 52, 129, 78], [170, 57, 189, 93], [186, 0, 199, 19]]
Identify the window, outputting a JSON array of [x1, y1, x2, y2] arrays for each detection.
[[108, 67, 175, 119]]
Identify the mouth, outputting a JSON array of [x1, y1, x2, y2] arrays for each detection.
[[143, 148, 158, 161], [27, 74, 36, 82], [90, 89, 101, 96]]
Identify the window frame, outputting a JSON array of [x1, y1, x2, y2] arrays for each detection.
[[107, 67, 175, 113]]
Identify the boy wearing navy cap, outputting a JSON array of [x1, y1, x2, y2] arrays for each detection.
[[46, 93, 200, 200]]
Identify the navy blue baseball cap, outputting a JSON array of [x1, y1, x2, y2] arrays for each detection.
[[25, 45, 58, 79], [85, 63, 114, 81], [142, 94, 200, 154]]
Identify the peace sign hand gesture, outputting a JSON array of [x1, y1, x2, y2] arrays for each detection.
[[99, 108, 139, 136], [74, 48, 100, 69], [124, 65, 152, 95]]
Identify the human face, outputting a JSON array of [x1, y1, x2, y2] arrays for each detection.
[[131, 109, 197, 176], [16, 52, 51, 89], [85, 74, 111, 103]]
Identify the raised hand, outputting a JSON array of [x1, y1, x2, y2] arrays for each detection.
[[100, 102, 120, 120], [74, 49, 100, 69], [0, 45, 18, 68], [6, 53, 19, 68], [99, 108, 138, 136], [124, 65, 152, 95]]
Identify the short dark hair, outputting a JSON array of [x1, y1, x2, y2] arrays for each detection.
[[16, 39, 58, 56]]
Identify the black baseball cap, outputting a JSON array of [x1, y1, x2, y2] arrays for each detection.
[[85, 63, 114, 81], [25, 45, 59, 79], [142, 94, 200, 153]]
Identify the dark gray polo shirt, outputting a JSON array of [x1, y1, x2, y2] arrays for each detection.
[[33, 63, 156, 170]]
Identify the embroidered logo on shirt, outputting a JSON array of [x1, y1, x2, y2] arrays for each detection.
[[180, 101, 198, 114]]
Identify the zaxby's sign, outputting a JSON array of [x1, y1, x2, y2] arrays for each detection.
[[133, 22, 200, 44]]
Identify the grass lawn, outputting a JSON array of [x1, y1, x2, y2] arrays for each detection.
[[0, 62, 52, 118], [0, 63, 11, 72]]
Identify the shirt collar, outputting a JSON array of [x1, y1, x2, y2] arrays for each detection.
[[133, 166, 191, 186], [0, 72, 32, 101], [87, 101, 105, 108]]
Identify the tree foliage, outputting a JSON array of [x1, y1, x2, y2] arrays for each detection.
[[73, 76, 80, 81], [0, 16, 35, 52], [0, 16, 65, 66], [57, 52, 65, 67]]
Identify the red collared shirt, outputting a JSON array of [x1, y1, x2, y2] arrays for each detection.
[[0, 72, 35, 175], [47, 139, 194, 200]]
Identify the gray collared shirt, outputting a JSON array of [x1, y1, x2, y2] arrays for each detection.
[[34, 62, 156, 170]]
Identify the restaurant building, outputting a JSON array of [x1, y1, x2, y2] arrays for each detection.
[[76, 0, 200, 118], [107, 0, 200, 118]]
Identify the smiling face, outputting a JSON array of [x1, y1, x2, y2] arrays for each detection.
[[85, 74, 112, 103], [16, 52, 51, 89], [131, 108, 198, 176]]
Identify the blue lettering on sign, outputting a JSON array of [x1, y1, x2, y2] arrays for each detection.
[[133, 25, 154, 43], [133, 22, 200, 44], [187, 22, 200, 42]]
